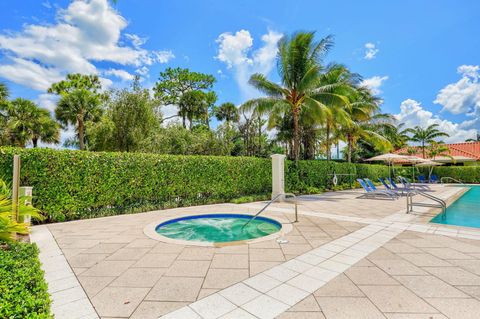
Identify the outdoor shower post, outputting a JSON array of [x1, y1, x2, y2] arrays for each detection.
[[271, 154, 286, 200]]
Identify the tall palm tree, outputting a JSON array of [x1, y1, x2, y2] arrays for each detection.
[[49, 74, 104, 150], [382, 123, 410, 150], [340, 86, 392, 162], [242, 32, 349, 160], [405, 124, 449, 158], [55, 89, 102, 150], [214, 102, 240, 124], [316, 65, 355, 160]]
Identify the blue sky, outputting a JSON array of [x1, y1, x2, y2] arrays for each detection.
[[1, 0, 479, 142]]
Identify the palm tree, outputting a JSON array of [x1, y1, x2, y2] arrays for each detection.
[[55, 89, 102, 150], [340, 86, 392, 162], [405, 124, 449, 158], [316, 65, 355, 160], [243, 32, 349, 160], [382, 123, 410, 150], [427, 141, 452, 160], [214, 102, 240, 124], [0, 83, 8, 145], [31, 109, 60, 147], [0, 82, 8, 102], [178, 90, 212, 130], [49, 74, 104, 150], [1, 98, 59, 147]]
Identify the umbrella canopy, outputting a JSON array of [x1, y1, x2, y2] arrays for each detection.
[[365, 153, 413, 179], [403, 156, 429, 164], [415, 160, 444, 167], [364, 153, 412, 163]]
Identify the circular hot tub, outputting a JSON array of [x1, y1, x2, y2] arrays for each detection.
[[154, 214, 282, 243]]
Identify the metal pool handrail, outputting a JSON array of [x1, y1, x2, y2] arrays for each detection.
[[440, 177, 465, 185], [406, 190, 447, 219], [242, 193, 298, 229]]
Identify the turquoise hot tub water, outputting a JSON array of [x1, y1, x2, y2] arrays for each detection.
[[431, 185, 480, 228], [155, 214, 282, 243]]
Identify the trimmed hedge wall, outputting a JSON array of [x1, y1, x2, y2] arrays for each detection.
[[431, 166, 480, 183], [0, 242, 51, 318], [0, 148, 271, 222], [0, 147, 388, 222]]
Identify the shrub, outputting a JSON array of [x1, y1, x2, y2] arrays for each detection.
[[0, 148, 271, 222], [355, 163, 390, 182], [431, 166, 480, 183], [0, 242, 51, 319], [0, 147, 392, 222]]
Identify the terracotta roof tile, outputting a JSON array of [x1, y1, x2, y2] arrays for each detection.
[[394, 142, 480, 160]]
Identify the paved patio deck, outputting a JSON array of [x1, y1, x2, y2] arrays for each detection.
[[31, 185, 480, 319]]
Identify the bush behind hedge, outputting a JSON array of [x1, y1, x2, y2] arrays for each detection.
[[0, 147, 389, 222], [0, 242, 51, 318]]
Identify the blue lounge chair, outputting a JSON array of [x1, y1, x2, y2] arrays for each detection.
[[417, 175, 428, 183], [387, 177, 414, 193], [379, 177, 393, 190], [365, 178, 399, 198], [356, 179, 397, 200], [399, 176, 430, 191], [430, 175, 438, 183], [379, 177, 406, 195]]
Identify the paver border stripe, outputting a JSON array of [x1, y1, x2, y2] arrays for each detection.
[[30, 225, 99, 319]]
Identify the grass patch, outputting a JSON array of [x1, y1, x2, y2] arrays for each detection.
[[229, 194, 270, 204], [0, 242, 51, 319]]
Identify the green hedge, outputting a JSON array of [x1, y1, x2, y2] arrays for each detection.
[[431, 166, 480, 183], [0, 148, 271, 222], [0, 242, 51, 318], [286, 161, 389, 193], [0, 147, 390, 222]]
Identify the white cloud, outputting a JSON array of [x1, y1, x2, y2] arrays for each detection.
[[125, 33, 147, 48], [35, 93, 58, 113], [104, 69, 135, 81], [0, 58, 63, 91], [152, 50, 175, 64], [364, 42, 379, 60], [135, 66, 149, 76], [215, 29, 283, 100], [457, 65, 479, 81], [395, 99, 477, 143], [360, 75, 388, 95], [216, 30, 254, 68], [434, 64, 480, 116], [0, 0, 173, 91]]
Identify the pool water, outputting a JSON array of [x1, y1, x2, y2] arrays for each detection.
[[155, 214, 282, 243], [431, 186, 480, 228]]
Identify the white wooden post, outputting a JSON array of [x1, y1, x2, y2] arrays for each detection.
[[271, 154, 286, 200]]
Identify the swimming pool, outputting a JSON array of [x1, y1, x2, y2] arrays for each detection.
[[155, 214, 282, 243], [431, 185, 480, 228]]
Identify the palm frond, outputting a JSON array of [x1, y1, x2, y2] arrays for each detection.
[[248, 74, 285, 97]]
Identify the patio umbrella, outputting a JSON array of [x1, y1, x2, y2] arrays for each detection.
[[403, 156, 428, 182], [415, 160, 444, 180], [365, 153, 412, 178]]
